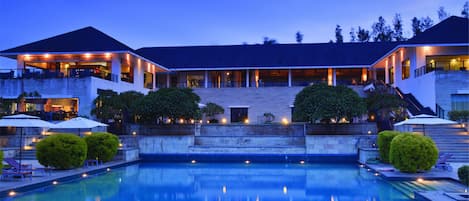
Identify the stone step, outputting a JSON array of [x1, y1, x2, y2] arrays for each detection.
[[189, 146, 306, 154], [195, 136, 305, 147]]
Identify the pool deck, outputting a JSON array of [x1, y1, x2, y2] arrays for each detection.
[[0, 159, 138, 198]]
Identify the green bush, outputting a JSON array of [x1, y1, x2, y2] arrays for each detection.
[[36, 134, 87, 169], [0, 150, 3, 173], [448, 110, 469, 122], [377, 131, 401, 163], [458, 165, 469, 186], [389, 134, 439, 173], [84, 132, 119, 163]]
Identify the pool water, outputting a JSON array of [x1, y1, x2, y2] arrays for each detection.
[[6, 163, 465, 201]]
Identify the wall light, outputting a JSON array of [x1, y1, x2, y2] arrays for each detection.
[[132, 131, 137, 136], [423, 46, 431, 52], [44, 53, 50, 58], [417, 178, 424, 182], [281, 118, 289, 125], [221, 118, 227, 124], [244, 119, 249, 124], [191, 160, 197, 164], [105, 52, 111, 58], [24, 54, 31, 61], [84, 53, 91, 59], [179, 119, 184, 124], [190, 119, 195, 124]]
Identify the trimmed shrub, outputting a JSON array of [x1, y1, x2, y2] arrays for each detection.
[[389, 134, 438, 173], [84, 132, 119, 162], [377, 131, 401, 163], [36, 134, 87, 169], [458, 165, 469, 186]]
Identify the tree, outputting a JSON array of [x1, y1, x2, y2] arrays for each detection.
[[420, 16, 434, 31], [91, 90, 144, 124], [295, 31, 303, 43], [366, 85, 407, 131], [462, 1, 469, 18], [263, 37, 278, 45], [372, 16, 393, 42], [438, 6, 449, 21], [134, 88, 201, 124], [392, 14, 405, 41], [357, 26, 370, 42], [293, 84, 366, 123], [349, 28, 357, 42], [411, 17, 422, 36], [335, 25, 343, 43], [201, 102, 224, 121]]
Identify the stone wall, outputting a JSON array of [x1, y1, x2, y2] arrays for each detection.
[[138, 135, 194, 154], [435, 71, 469, 117], [305, 135, 365, 154], [199, 124, 304, 136]]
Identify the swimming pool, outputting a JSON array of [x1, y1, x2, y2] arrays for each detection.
[[4, 162, 465, 201]]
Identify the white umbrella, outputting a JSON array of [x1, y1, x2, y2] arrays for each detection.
[[54, 117, 108, 135], [198, 103, 207, 108], [0, 114, 56, 171], [394, 114, 458, 135]]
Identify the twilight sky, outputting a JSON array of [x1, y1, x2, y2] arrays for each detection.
[[0, 0, 467, 68]]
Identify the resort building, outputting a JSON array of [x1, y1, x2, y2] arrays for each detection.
[[0, 16, 467, 123]]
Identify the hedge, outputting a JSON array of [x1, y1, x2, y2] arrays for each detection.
[[36, 134, 87, 169], [84, 132, 119, 162], [448, 110, 469, 122], [389, 134, 438, 173], [458, 165, 469, 186], [377, 131, 401, 163], [0, 150, 3, 173]]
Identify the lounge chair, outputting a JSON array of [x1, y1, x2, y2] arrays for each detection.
[[1, 168, 32, 180], [434, 153, 453, 171], [3, 158, 48, 176]]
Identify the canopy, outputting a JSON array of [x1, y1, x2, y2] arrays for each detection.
[[54, 117, 108, 129], [0, 114, 56, 128], [394, 114, 458, 126]]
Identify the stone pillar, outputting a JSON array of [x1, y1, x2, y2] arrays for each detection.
[[246, 69, 250, 88], [111, 54, 121, 82], [288, 69, 292, 87], [204, 70, 208, 88], [134, 59, 144, 89], [332, 68, 336, 86]]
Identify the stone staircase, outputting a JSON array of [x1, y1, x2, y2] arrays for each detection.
[[189, 135, 306, 154], [15, 150, 37, 160], [413, 124, 469, 163]]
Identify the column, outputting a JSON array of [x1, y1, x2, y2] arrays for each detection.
[[361, 68, 368, 83], [17, 56, 25, 77], [288, 69, 292, 87], [246, 69, 250, 88], [332, 68, 336, 86], [204, 70, 208, 88], [385, 60, 389, 84], [111, 55, 121, 82], [134, 59, 144, 89], [153, 71, 156, 89], [166, 73, 170, 88]]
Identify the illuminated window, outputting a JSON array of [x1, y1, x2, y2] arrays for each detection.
[[144, 72, 154, 89], [402, 59, 410, 80]]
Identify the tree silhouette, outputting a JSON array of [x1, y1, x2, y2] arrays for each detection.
[[438, 6, 449, 21], [392, 14, 405, 41], [411, 17, 422, 36], [335, 25, 343, 43], [349, 28, 357, 42], [372, 16, 393, 42], [357, 26, 370, 42], [462, 1, 469, 18], [295, 31, 303, 43], [263, 37, 278, 45]]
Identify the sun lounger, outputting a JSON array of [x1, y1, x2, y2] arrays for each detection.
[[3, 158, 50, 176], [434, 153, 453, 171]]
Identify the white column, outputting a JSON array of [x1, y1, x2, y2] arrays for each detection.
[[134, 59, 144, 89], [111, 55, 121, 82], [17, 56, 24, 77], [246, 69, 250, 88], [153, 72, 156, 89], [204, 70, 208, 88], [166, 73, 170, 88], [385, 60, 389, 84], [288, 69, 292, 87]]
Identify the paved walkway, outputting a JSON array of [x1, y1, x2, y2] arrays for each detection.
[[0, 159, 136, 196], [366, 162, 468, 180]]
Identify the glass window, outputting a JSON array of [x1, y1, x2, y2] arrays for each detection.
[[230, 108, 248, 123], [258, 70, 288, 87], [452, 94, 469, 111], [426, 55, 469, 73], [402, 59, 410, 80], [291, 69, 327, 86], [156, 73, 168, 88], [186, 71, 205, 88], [121, 62, 134, 83], [336, 68, 362, 85], [208, 70, 246, 88], [389, 66, 394, 84], [144, 72, 154, 89]]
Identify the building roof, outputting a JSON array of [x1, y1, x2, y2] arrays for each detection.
[[136, 42, 399, 69], [406, 16, 469, 45], [0, 26, 134, 54]]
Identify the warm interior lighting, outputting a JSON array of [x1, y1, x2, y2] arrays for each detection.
[[84, 53, 91, 58], [23, 145, 33, 150], [8, 191, 16, 196], [105, 52, 111, 58], [281, 117, 289, 125], [221, 118, 227, 124], [52, 181, 58, 185], [44, 53, 50, 58], [244, 119, 249, 124], [190, 119, 195, 124], [423, 46, 431, 51], [24, 54, 31, 61], [327, 68, 333, 86]]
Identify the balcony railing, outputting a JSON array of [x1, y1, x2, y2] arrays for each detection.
[[0, 69, 118, 82], [415, 63, 468, 78]]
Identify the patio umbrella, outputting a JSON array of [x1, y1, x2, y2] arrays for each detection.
[[394, 114, 458, 135], [0, 114, 56, 172], [53, 117, 108, 136]]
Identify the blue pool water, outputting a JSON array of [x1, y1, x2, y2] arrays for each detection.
[[4, 162, 465, 201]]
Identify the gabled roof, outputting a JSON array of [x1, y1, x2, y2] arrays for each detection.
[[0, 26, 134, 54], [406, 16, 469, 45], [136, 42, 399, 69]]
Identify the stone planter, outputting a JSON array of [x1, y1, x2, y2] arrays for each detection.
[[358, 147, 379, 164]]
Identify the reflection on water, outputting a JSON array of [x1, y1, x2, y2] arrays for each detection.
[[5, 163, 464, 201]]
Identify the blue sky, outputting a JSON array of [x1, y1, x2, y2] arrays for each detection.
[[0, 0, 467, 68]]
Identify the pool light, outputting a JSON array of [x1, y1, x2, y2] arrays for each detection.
[[367, 168, 371, 171], [359, 164, 364, 168], [374, 173, 379, 176], [299, 160, 305, 164], [52, 181, 58, 185], [222, 185, 227, 194], [82, 173, 88, 178], [132, 131, 137, 136], [367, 130, 372, 134], [191, 160, 197, 164], [417, 178, 424, 182], [283, 186, 288, 194], [245, 160, 250, 164], [8, 191, 16, 196], [106, 168, 111, 172]]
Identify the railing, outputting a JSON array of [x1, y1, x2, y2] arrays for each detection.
[[0, 69, 119, 82], [415, 63, 468, 78]]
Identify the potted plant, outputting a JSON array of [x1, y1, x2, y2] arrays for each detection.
[[263, 112, 275, 123]]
